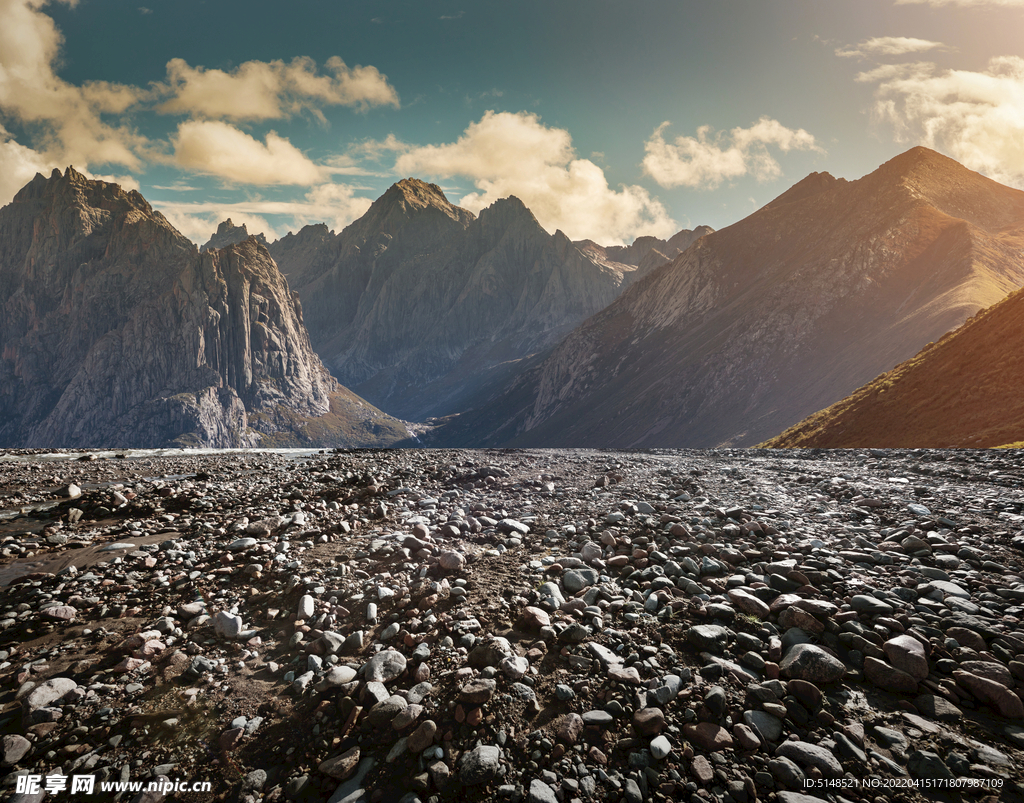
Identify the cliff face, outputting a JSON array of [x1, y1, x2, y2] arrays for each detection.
[[442, 147, 1024, 448], [269, 179, 647, 420], [0, 168, 407, 447]]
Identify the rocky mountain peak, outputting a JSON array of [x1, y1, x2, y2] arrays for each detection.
[[201, 218, 268, 253], [15, 166, 154, 218], [357, 178, 475, 236], [475, 195, 539, 231]]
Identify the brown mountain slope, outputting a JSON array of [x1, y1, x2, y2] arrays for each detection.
[[439, 147, 1024, 448], [760, 278, 1024, 448], [0, 168, 408, 448]]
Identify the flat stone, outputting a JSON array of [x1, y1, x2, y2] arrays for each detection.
[[682, 722, 733, 751], [459, 678, 497, 705], [907, 750, 954, 780], [912, 693, 960, 721], [744, 710, 783, 742], [458, 745, 502, 785], [955, 671, 1024, 718], [779, 644, 845, 683], [22, 678, 77, 713], [883, 635, 929, 681], [632, 707, 666, 736], [688, 624, 731, 651], [691, 754, 714, 784], [775, 740, 843, 777], [365, 650, 406, 683], [851, 594, 894, 616], [582, 710, 614, 727], [2, 734, 31, 766], [864, 657, 919, 694], [407, 720, 437, 753], [41, 605, 77, 621], [319, 747, 361, 780], [728, 588, 770, 618], [919, 580, 970, 599], [528, 779, 558, 803]]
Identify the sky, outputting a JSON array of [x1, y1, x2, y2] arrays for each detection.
[[2, 0, 1024, 246]]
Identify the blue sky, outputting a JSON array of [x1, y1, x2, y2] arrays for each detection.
[[2, 0, 1024, 245]]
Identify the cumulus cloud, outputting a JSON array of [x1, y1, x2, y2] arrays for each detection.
[[0, 0, 399, 203], [170, 120, 325, 185], [0, 124, 51, 203], [0, 0, 148, 179], [394, 110, 676, 244], [154, 182, 372, 244], [836, 37, 946, 58], [860, 55, 1024, 184], [642, 117, 823, 190], [156, 56, 398, 121]]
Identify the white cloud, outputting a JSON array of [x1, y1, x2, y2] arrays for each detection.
[[642, 117, 823, 189], [0, 0, 148, 181], [0, 124, 51, 203], [87, 173, 140, 191], [860, 55, 1024, 184], [154, 182, 372, 244], [394, 110, 676, 244], [0, 0, 399, 203], [170, 120, 326, 185], [836, 36, 946, 58], [895, 0, 1024, 6], [156, 56, 398, 121]]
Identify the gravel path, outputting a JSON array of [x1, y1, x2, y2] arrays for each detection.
[[2, 447, 1024, 803]]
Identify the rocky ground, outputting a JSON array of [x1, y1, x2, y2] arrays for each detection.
[[2, 447, 1024, 803]]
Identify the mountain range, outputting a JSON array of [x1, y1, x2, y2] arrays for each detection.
[[0, 168, 407, 448], [2, 147, 1023, 449], [267, 179, 710, 421], [426, 147, 1024, 448]]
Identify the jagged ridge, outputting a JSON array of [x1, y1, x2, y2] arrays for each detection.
[[0, 168, 407, 448]]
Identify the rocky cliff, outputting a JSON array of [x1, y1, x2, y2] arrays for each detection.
[[270, 179, 674, 421], [438, 147, 1024, 448], [0, 168, 408, 447]]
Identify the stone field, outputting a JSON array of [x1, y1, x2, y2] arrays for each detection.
[[2, 447, 1024, 803]]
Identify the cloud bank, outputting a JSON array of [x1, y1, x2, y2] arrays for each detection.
[[859, 56, 1024, 184], [0, 0, 399, 198], [836, 37, 946, 58], [157, 56, 398, 121], [394, 110, 676, 244], [170, 121, 326, 185], [642, 117, 823, 190]]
